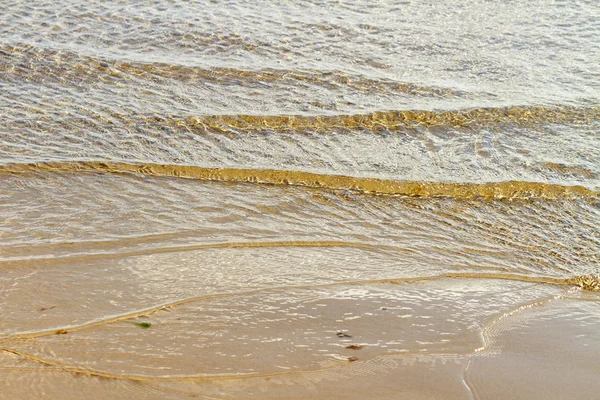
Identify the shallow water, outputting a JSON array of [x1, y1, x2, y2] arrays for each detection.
[[1, 0, 600, 399]]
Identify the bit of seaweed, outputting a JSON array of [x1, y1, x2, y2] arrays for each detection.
[[345, 344, 364, 350]]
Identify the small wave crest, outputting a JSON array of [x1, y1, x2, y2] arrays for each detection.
[[2, 161, 597, 200]]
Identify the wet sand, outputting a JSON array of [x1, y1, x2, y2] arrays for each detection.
[[2, 0, 600, 398], [1, 279, 599, 399]]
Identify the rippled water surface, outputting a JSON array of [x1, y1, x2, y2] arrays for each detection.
[[1, 1, 599, 399]]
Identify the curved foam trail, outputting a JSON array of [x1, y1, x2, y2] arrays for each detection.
[[2, 161, 597, 200], [464, 297, 600, 399], [2, 272, 596, 343], [0, 43, 461, 98], [445, 272, 600, 292], [0, 240, 402, 268]]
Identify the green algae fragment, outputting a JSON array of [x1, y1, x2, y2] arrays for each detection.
[[131, 321, 152, 328]]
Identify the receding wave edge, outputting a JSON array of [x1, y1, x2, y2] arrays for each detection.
[[2, 161, 597, 200]]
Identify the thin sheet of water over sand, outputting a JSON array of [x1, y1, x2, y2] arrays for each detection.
[[1, 277, 599, 399], [2, 172, 599, 399], [2, 0, 600, 398]]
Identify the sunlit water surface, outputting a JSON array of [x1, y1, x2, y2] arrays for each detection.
[[1, 1, 599, 399]]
